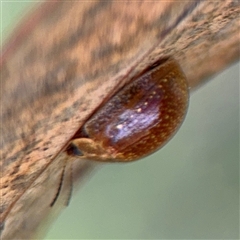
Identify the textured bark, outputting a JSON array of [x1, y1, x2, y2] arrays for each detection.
[[0, 1, 239, 239]]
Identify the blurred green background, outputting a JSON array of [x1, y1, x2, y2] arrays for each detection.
[[2, 2, 239, 239]]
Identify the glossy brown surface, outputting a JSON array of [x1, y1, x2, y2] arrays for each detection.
[[1, 1, 239, 239], [71, 59, 188, 162]]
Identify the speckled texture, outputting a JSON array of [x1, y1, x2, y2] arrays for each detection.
[[72, 59, 188, 162], [1, 1, 239, 239]]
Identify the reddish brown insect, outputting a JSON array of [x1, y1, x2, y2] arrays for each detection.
[[67, 58, 189, 162], [49, 57, 189, 208]]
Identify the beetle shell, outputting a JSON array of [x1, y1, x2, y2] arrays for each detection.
[[69, 58, 189, 162]]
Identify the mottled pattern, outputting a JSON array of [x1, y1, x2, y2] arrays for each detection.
[[1, 1, 239, 239]]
